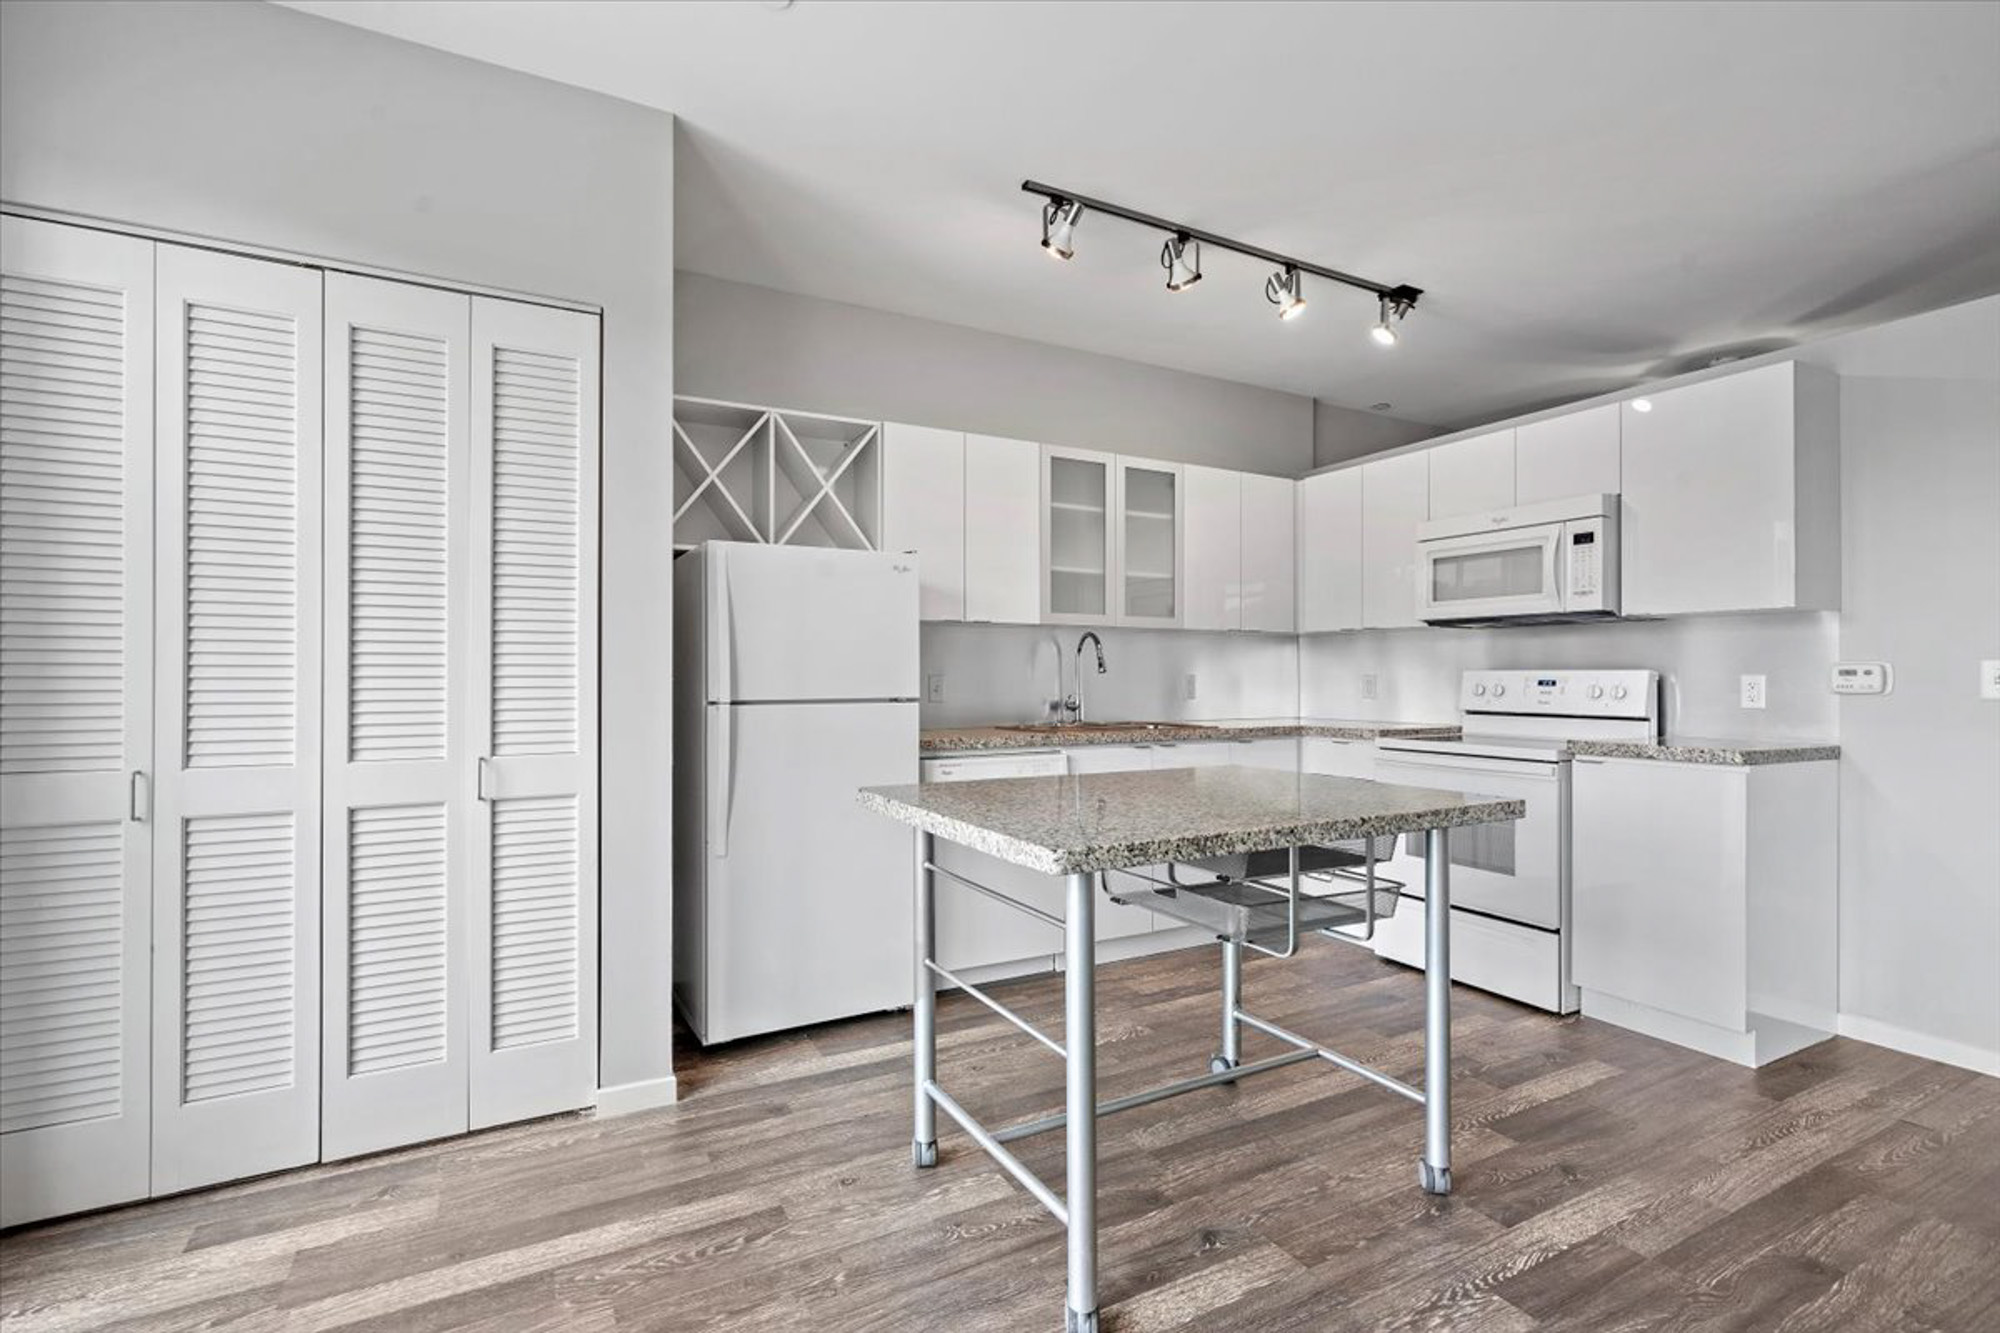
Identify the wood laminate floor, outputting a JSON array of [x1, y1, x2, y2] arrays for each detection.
[[4, 937, 1998, 1332]]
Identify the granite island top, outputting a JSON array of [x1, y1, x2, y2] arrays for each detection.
[[919, 717, 1459, 755], [1567, 737, 1840, 766], [858, 763, 1526, 875]]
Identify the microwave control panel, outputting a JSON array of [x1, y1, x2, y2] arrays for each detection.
[[1561, 515, 1615, 611]]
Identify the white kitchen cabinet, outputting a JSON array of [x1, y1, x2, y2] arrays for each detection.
[[0, 219, 157, 1227], [1426, 429, 1514, 518], [1572, 755, 1837, 1066], [963, 433, 1040, 624], [1515, 405, 1620, 504], [1042, 445, 1116, 623], [1181, 465, 1240, 631], [1116, 457, 1182, 626], [1360, 452, 1430, 629], [1300, 736, 1377, 780], [1239, 474, 1297, 634], [881, 423, 965, 621], [1619, 362, 1840, 616], [1296, 469, 1363, 633]]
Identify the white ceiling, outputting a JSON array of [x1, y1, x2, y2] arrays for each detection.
[[284, 0, 2000, 428]]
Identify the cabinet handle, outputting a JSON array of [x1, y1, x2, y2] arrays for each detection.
[[129, 771, 149, 823], [477, 757, 494, 801]]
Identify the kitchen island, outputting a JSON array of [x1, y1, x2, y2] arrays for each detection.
[[858, 764, 1525, 1333]]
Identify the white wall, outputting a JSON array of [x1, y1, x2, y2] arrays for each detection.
[[1314, 399, 1434, 469], [0, 0, 679, 1102], [921, 624, 1299, 729], [1804, 297, 2000, 1069], [676, 271, 1317, 476], [1300, 614, 1840, 739]]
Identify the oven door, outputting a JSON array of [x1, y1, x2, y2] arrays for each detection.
[[1418, 525, 1563, 622], [1373, 751, 1565, 928]]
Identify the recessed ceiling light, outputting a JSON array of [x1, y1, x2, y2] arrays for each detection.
[[1632, 398, 1653, 413], [1371, 402, 1393, 412]]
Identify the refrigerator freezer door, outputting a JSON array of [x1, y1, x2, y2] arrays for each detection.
[[708, 543, 920, 703], [700, 700, 918, 1043]]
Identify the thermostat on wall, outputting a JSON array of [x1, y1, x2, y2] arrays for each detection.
[[1830, 662, 1891, 696]]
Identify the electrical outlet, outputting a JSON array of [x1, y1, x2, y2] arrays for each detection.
[[1740, 674, 1766, 709], [1183, 673, 1199, 701], [1981, 660, 2000, 701], [1361, 673, 1379, 702], [925, 673, 945, 704]]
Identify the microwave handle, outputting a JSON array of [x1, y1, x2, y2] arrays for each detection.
[[1548, 530, 1565, 605]]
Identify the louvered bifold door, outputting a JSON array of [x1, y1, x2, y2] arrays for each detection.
[[468, 298, 599, 1129], [0, 218, 154, 1227], [151, 245, 322, 1194], [321, 276, 472, 1160]]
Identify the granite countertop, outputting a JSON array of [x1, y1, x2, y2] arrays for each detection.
[[1568, 737, 1840, 766], [859, 764, 1525, 875], [918, 717, 1459, 755]]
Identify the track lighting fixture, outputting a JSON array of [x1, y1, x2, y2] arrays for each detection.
[[1161, 233, 1202, 292], [1265, 265, 1306, 320], [1041, 197, 1082, 261], [1023, 179, 1425, 342]]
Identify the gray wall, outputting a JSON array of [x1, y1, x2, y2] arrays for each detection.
[[677, 271, 1316, 476], [0, 0, 679, 1099], [921, 624, 1300, 729], [1806, 297, 1999, 1066], [1313, 399, 1434, 469]]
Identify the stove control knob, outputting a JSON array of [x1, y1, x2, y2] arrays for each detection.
[[1471, 683, 1487, 697], [1611, 685, 1629, 700], [1589, 684, 1605, 700], [1491, 684, 1507, 698]]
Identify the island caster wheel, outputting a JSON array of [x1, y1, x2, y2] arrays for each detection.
[[913, 1139, 938, 1169], [1419, 1162, 1452, 1195], [1208, 1053, 1238, 1076], [1066, 1308, 1100, 1333]]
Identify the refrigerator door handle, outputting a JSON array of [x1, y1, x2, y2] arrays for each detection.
[[710, 704, 733, 858], [713, 546, 735, 707]]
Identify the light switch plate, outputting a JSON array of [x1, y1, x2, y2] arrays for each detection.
[[1982, 660, 2000, 701], [925, 673, 945, 703], [1740, 674, 1767, 709], [1831, 662, 1891, 696], [1361, 673, 1379, 702], [1183, 673, 1199, 701]]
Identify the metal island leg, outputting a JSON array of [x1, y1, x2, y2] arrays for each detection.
[[1420, 826, 1453, 1195], [1211, 938, 1243, 1074], [1064, 869, 1098, 1333], [913, 832, 938, 1169]]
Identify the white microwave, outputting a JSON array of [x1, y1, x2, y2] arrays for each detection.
[[1417, 494, 1619, 625]]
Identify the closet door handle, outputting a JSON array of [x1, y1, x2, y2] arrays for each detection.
[[129, 771, 149, 823], [477, 757, 494, 802]]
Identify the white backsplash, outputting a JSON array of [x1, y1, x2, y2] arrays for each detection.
[[919, 623, 1301, 728], [1298, 612, 1839, 739]]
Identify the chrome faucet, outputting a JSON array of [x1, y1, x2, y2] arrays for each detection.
[[1066, 631, 1107, 723]]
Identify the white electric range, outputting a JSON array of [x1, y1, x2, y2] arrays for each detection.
[[1369, 669, 1661, 1013]]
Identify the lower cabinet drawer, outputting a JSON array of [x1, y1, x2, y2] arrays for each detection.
[[1373, 901, 1566, 1012]]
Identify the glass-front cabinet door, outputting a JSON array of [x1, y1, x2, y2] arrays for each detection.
[[1117, 458, 1182, 626], [1041, 445, 1115, 623]]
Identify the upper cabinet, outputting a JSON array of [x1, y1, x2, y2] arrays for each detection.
[[1516, 405, 1620, 504], [1619, 363, 1839, 616], [1181, 465, 1241, 631], [1116, 457, 1183, 626], [1239, 473, 1297, 634], [880, 423, 965, 620], [1426, 429, 1515, 518], [962, 434, 1040, 624], [1297, 468, 1363, 633], [1042, 445, 1117, 623], [1360, 452, 1430, 629]]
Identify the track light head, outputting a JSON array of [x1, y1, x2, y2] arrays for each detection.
[[1371, 290, 1417, 347], [1265, 265, 1305, 320], [1160, 234, 1202, 292], [1041, 198, 1082, 260]]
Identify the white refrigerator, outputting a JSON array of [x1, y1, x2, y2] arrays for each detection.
[[673, 543, 921, 1044]]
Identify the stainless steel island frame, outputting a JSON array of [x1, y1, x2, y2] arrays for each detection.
[[861, 765, 1523, 1333]]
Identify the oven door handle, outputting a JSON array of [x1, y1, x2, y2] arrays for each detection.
[[1377, 753, 1562, 780]]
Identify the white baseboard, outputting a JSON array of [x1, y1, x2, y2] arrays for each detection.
[[1836, 1014, 2000, 1077], [593, 1074, 680, 1117]]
